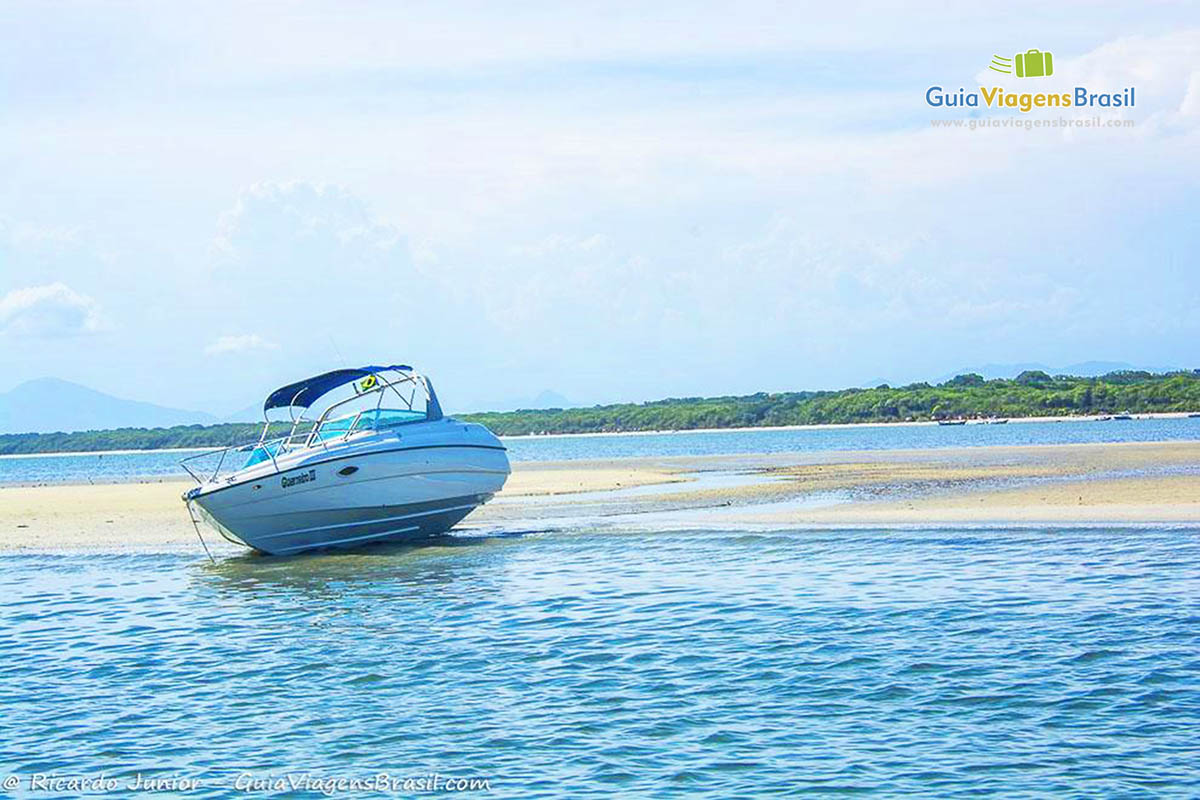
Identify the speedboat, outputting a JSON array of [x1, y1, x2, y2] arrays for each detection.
[[181, 365, 510, 556]]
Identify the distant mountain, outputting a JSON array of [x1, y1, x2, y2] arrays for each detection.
[[221, 402, 266, 423], [0, 378, 217, 434]]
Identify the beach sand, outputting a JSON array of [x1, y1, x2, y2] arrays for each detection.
[[772, 474, 1200, 524], [0, 462, 685, 552], [2, 440, 1197, 552]]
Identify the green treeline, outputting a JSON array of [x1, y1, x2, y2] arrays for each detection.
[[0, 422, 295, 456], [465, 370, 1200, 435], [2, 370, 1198, 455]]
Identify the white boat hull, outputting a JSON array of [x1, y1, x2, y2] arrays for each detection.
[[189, 424, 509, 555]]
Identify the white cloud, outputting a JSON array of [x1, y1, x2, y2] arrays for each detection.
[[214, 181, 401, 257], [204, 333, 279, 355], [1066, 31, 1200, 130], [0, 218, 81, 250], [0, 282, 107, 337], [206, 181, 444, 342], [1, 10, 1198, 405]]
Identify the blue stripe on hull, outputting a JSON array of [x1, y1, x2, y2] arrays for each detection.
[[229, 496, 486, 556]]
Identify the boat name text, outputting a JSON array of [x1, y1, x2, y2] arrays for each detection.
[[281, 469, 316, 489]]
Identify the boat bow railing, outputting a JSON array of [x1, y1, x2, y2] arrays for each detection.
[[179, 432, 302, 486]]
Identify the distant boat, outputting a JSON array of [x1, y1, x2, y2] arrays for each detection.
[[937, 419, 967, 426], [1097, 416, 1113, 421], [1113, 414, 1133, 421], [1189, 413, 1200, 418], [989, 418, 1008, 424]]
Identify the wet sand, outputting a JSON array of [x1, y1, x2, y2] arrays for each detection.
[[773, 474, 1200, 524], [1, 440, 1198, 552], [0, 462, 685, 552]]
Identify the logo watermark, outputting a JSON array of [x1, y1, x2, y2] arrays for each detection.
[[989, 49, 1054, 78], [1, 771, 493, 796], [927, 85, 1135, 113], [931, 116, 1136, 131], [926, 45, 1135, 129]]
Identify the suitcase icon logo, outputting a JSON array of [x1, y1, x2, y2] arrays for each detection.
[[989, 49, 1054, 78], [1015, 49, 1053, 78]]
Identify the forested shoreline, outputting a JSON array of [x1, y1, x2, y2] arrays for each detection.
[[3, 370, 1198, 455]]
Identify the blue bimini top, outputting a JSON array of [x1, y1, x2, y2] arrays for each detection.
[[263, 365, 413, 411]]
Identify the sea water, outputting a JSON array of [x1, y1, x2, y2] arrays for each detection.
[[1, 525, 1197, 797], [3, 416, 1200, 485]]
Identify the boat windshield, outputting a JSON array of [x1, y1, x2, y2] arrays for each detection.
[[241, 408, 426, 468], [311, 408, 427, 442], [243, 440, 282, 469]]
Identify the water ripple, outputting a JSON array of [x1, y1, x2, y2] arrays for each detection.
[[1, 526, 1198, 797]]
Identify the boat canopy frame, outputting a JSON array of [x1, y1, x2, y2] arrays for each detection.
[[264, 365, 414, 411], [181, 365, 444, 486]]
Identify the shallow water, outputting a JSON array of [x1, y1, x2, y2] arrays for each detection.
[[3, 416, 1200, 485], [2, 526, 1197, 797]]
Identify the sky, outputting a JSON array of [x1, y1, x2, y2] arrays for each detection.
[[1, 1, 1198, 414]]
